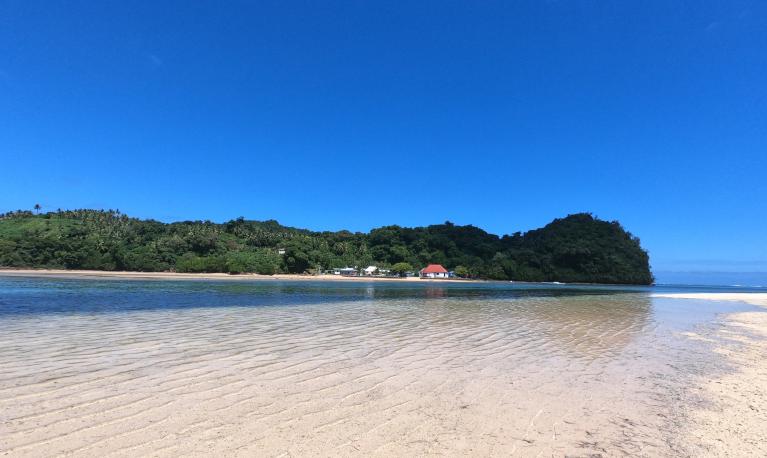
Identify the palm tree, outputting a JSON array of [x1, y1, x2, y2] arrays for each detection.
[[34, 203, 41, 214]]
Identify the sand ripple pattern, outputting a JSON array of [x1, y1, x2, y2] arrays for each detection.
[[0, 287, 734, 456]]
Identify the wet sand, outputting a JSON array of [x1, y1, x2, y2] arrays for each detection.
[[1, 285, 765, 456], [654, 293, 767, 457]]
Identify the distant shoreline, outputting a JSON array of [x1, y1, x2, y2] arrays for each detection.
[[0, 268, 486, 283], [0, 269, 652, 286], [6, 271, 767, 291]]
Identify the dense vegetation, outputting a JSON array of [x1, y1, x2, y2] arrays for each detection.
[[0, 209, 653, 284]]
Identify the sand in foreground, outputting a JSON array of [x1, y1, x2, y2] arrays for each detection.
[[1, 288, 766, 456]]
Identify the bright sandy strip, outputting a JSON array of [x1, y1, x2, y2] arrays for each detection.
[[0, 269, 478, 283], [652, 293, 767, 307], [654, 293, 767, 457]]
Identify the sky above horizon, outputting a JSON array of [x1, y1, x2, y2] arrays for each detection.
[[1, 1, 765, 275]]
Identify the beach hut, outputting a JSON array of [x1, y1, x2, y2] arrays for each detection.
[[337, 267, 358, 277], [363, 266, 378, 276], [420, 264, 449, 279]]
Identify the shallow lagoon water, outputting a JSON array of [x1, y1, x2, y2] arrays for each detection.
[[0, 277, 758, 456]]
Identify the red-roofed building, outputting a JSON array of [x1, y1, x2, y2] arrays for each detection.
[[420, 264, 449, 279]]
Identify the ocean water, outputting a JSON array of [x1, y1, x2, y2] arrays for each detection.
[[0, 277, 759, 456]]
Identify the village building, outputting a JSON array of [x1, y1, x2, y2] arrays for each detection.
[[333, 267, 359, 276], [363, 266, 378, 276], [420, 264, 449, 279], [340, 267, 358, 276]]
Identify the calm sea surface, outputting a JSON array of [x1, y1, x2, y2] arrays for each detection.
[[0, 277, 761, 456]]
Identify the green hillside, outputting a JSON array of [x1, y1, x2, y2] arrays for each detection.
[[0, 209, 653, 284]]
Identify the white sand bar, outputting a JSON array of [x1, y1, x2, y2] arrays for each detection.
[[653, 292, 767, 456], [652, 292, 767, 307]]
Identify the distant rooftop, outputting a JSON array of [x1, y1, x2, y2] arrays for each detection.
[[421, 264, 448, 274]]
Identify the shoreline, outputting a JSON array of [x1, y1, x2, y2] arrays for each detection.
[[652, 292, 767, 307], [0, 269, 656, 287], [0, 268, 485, 284], [654, 292, 767, 455]]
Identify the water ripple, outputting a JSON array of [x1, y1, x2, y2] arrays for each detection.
[[0, 279, 748, 456]]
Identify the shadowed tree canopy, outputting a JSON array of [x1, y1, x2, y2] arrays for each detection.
[[0, 210, 653, 284]]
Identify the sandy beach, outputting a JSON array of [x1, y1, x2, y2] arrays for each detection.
[[0, 269, 479, 283], [654, 293, 767, 457], [1, 281, 766, 456], [653, 292, 767, 307]]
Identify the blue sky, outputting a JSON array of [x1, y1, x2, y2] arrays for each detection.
[[1, 1, 765, 277]]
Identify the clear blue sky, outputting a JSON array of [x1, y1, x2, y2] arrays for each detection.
[[1, 1, 765, 277]]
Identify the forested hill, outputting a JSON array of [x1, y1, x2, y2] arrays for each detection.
[[0, 210, 653, 284]]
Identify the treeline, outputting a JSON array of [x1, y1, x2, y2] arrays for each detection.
[[0, 209, 654, 284]]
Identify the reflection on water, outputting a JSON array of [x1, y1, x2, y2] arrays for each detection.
[[424, 286, 447, 299], [0, 277, 755, 456], [520, 295, 653, 358], [0, 277, 647, 316]]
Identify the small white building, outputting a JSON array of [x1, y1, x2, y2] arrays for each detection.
[[420, 264, 449, 279], [363, 266, 378, 276], [334, 267, 358, 276]]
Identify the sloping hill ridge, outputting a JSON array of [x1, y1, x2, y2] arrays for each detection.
[[0, 210, 653, 284]]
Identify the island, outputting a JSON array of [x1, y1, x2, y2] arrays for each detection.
[[0, 210, 653, 285]]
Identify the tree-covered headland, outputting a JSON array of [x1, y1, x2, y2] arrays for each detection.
[[0, 209, 653, 284]]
